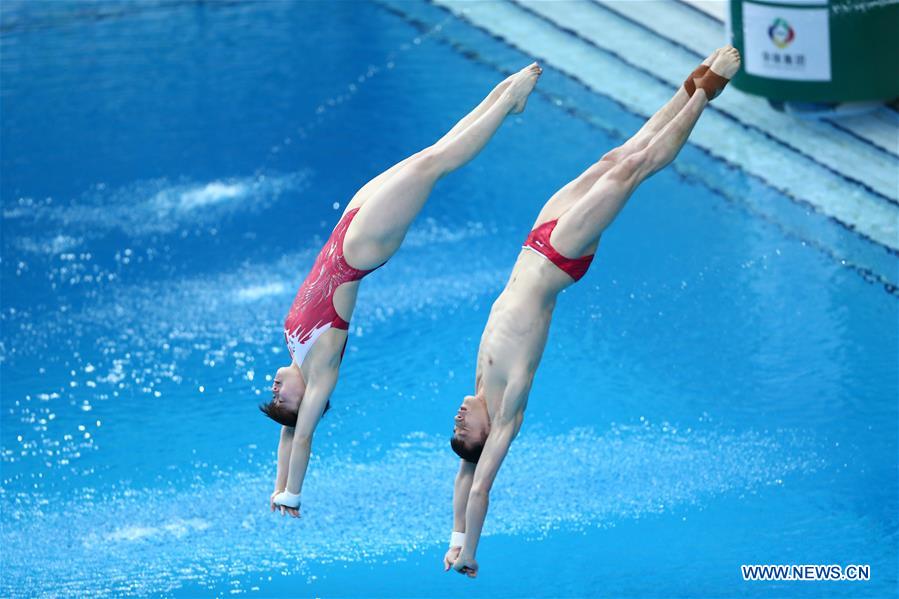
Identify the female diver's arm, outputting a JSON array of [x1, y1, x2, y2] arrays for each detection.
[[273, 371, 337, 516], [270, 426, 295, 512], [275, 425, 294, 490]]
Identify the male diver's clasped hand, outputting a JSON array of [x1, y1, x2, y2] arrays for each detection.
[[443, 532, 478, 578], [442, 546, 461, 571], [269, 489, 301, 518], [451, 554, 479, 579]]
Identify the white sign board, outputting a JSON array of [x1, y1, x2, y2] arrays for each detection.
[[743, 1, 832, 81]]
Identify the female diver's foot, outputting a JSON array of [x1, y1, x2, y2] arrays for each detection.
[[492, 72, 518, 97], [504, 62, 542, 114], [478, 71, 518, 113]]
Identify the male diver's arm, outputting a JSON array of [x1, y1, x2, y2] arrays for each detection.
[[453, 421, 517, 577], [453, 460, 476, 532], [443, 460, 476, 570], [273, 372, 337, 515]]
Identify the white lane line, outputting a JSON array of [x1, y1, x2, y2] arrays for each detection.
[[835, 111, 899, 155], [680, 0, 728, 22]]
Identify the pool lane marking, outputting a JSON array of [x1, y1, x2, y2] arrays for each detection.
[[429, 0, 899, 252], [678, 0, 729, 24], [591, 0, 899, 163], [375, 0, 899, 296], [515, 0, 898, 206], [823, 111, 899, 156]]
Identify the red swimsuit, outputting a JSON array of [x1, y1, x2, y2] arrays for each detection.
[[522, 219, 594, 281], [284, 208, 380, 366]]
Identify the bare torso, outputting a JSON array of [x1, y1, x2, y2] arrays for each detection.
[[475, 249, 574, 421]]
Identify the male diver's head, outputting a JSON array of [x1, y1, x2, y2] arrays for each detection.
[[259, 364, 329, 426], [450, 395, 490, 463]]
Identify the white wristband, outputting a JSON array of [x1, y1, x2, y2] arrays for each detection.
[[450, 531, 465, 548], [273, 491, 301, 508]]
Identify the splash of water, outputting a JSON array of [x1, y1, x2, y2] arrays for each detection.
[[0, 425, 820, 598], [4, 171, 312, 239]]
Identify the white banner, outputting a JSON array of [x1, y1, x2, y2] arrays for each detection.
[[743, 2, 832, 81]]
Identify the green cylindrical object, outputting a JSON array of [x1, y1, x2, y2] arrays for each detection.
[[728, 0, 899, 103]]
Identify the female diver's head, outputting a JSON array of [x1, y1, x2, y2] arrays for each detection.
[[259, 364, 330, 425]]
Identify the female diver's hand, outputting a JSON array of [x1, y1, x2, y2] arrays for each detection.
[[269, 489, 300, 518], [269, 489, 284, 513], [452, 555, 479, 578], [443, 546, 461, 571]]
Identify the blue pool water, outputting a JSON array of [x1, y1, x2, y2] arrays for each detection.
[[1, 1, 896, 597]]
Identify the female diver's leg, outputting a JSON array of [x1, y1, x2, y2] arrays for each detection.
[[530, 50, 721, 227], [343, 63, 542, 270], [549, 47, 740, 258], [343, 69, 522, 215], [435, 69, 521, 145]]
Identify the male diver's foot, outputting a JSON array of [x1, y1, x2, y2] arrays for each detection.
[[691, 45, 741, 101], [505, 62, 542, 114], [709, 45, 741, 80], [683, 48, 720, 96], [701, 47, 721, 68]]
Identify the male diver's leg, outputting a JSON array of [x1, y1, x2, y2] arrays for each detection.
[[530, 50, 721, 227], [611, 48, 721, 157], [549, 47, 740, 258]]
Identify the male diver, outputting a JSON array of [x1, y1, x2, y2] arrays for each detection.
[[444, 47, 741, 577]]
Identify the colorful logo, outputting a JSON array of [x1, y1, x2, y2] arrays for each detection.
[[768, 18, 795, 49]]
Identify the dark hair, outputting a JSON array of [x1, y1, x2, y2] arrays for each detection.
[[259, 400, 330, 426], [450, 435, 484, 463]]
